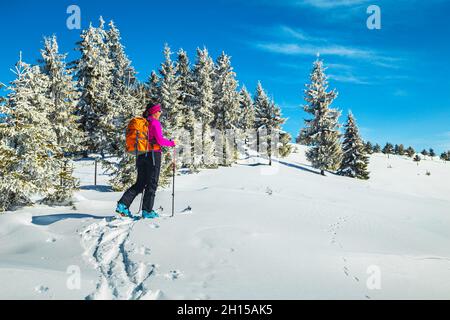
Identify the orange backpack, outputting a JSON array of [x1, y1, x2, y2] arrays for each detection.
[[126, 117, 161, 155]]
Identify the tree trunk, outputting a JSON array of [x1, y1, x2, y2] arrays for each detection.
[[321, 170, 325, 176]]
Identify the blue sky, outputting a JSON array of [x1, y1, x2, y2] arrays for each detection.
[[1, 0, 449, 152]]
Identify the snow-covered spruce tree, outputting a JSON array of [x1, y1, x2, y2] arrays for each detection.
[[73, 17, 114, 157], [39, 35, 82, 204], [104, 20, 139, 155], [176, 49, 198, 169], [238, 85, 255, 147], [414, 154, 421, 165], [373, 143, 381, 153], [146, 71, 161, 106], [429, 148, 436, 158], [254, 82, 285, 166], [365, 141, 374, 154], [394, 144, 405, 156], [421, 149, 429, 159], [279, 131, 293, 158], [212, 52, 240, 166], [39, 35, 84, 153], [158, 44, 182, 185], [0, 55, 61, 211], [440, 152, 448, 161], [337, 112, 370, 180], [302, 58, 342, 175], [382, 143, 394, 158], [406, 146, 415, 158], [192, 47, 217, 168], [102, 20, 142, 191], [254, 81, 270, 153]]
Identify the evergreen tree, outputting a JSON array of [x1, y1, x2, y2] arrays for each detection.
[[39, 35, 84, 153], [406, 146, 415, 158], [176, 49, 197, 168], [254, 82, 285, 166], [39, 35, 82, 203], [338, 112, 370, 180], [146, 71, 161, 106], [0, 55, 62, 211], [73, 17, 114, 156], [158, 44, 182, 184], [365, 141, 374, 154], [440, 152, 448, 161], [429, 148, 436, 158], [394, 144, 405, 156], [382, 143, 394, 158], [301, 58, 342, 175], [373, 143, 381, 153], [279, 131, 293, 158], [102, 21, 142, 190], [159, 44, 182, 134], [212, 52, 240, 166], [414, 154, 421, 165], [192, 47, 217, 168], [421, 149, 429, 159], [238, 85, 255, 146]]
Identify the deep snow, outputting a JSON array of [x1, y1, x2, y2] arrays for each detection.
[[0, 145, 449, 300]]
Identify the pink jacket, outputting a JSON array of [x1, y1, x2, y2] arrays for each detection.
[[147, 117, 175, 152]]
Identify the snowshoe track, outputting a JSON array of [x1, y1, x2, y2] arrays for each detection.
[[81, 218, 156, 300]]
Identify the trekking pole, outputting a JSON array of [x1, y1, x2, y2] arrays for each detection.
[[171, 146, 176, 218]]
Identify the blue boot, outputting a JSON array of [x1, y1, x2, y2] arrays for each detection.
[[116, 203, 133, 218], [142, 210, 159, 219]]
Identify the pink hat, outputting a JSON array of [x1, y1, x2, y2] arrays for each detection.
[[148, 104, 161, 115]]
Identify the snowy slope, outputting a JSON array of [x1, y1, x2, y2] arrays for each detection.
[[0, 146, 449, 300]]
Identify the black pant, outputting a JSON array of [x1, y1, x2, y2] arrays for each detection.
[[119, 152, 162, 212]]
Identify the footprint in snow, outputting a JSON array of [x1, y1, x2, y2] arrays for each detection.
[[46, 237, 56, 243], [165, 270, 183, 280], [135, 246, 151, 256], [35, 285, 49, 294], [354, 277, 360, 282]]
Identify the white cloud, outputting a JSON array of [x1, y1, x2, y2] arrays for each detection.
[[328, 73, 371, 85]]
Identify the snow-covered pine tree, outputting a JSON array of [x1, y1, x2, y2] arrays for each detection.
[[238, 85, 255, 147], [73, 17, 114, 157], [39, 35, 84, 153], [0, 55, 61, 211], [146, 71, 161, 106], [302, 58, 342, 175], [212, 52, 240, 166], [159, 44, 182, 135], [105, 20, 139, 155], [338, 112, 370, 180], [365, 141, 374, 154], [176, 49, 198, 169], [421, 149, 429, 158], [373, 143, 381, 153], [414, 154, 421, 165], [158, 44, 182, 185], [440, 152, 448, 161], [102, 20, 142, 191], [39, 35, 82, 204], [192, 47, 217, 168], [429, 148, 436, 158], [406, 146, 415, 158], [394, 144, 405, 156], [254, 82, 285, 166], [279, 131, 293, 158], [254, 81, 270, 154], [382, 143, 394, 158]]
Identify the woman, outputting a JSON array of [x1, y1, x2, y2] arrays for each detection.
[[116, 104, 176, 219]]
